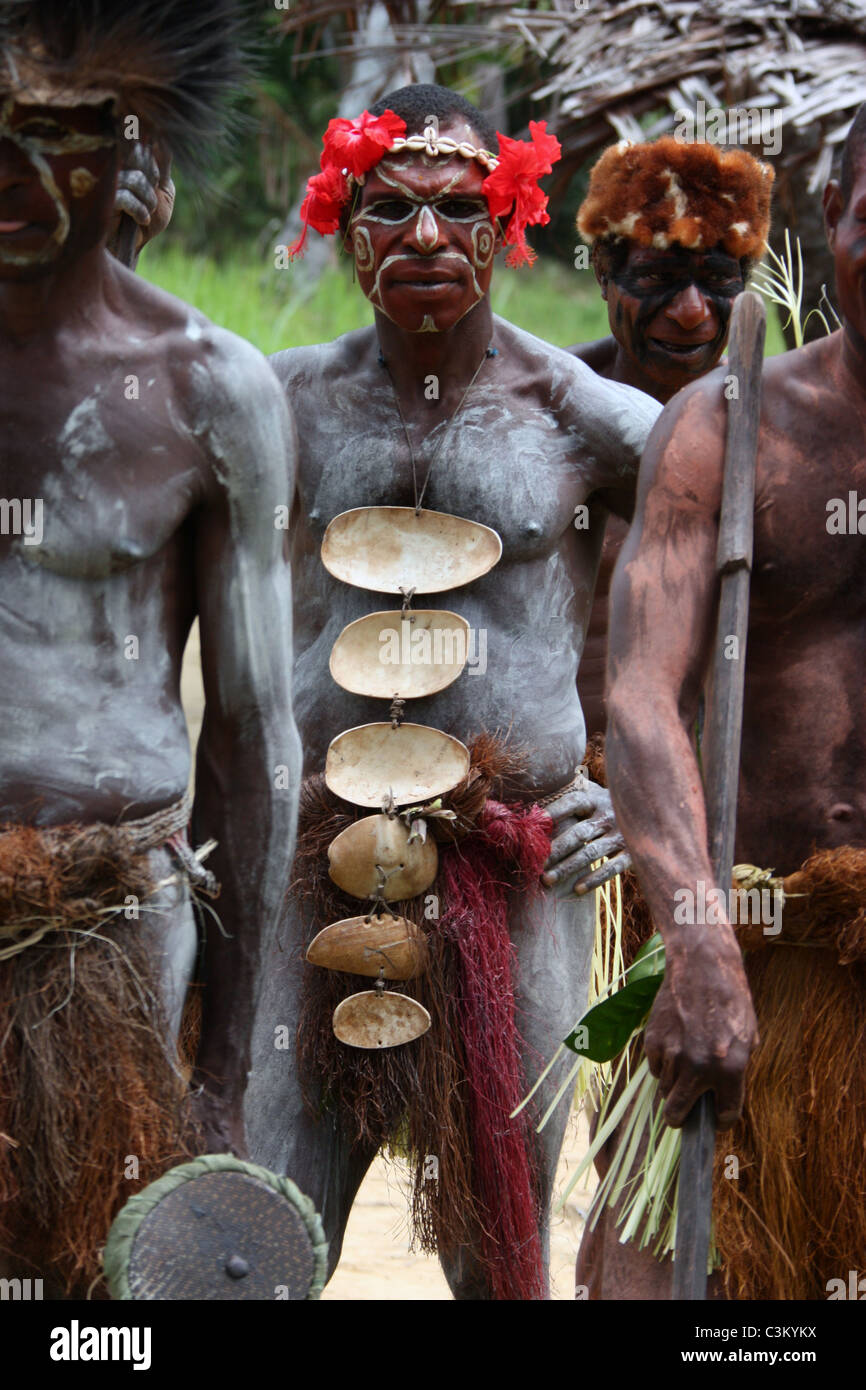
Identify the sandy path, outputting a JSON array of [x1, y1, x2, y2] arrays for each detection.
[[182, 623, 596, 1300], [322, 1117, 595, 1300]]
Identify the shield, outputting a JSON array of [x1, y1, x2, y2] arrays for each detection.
[[329, 610, 470, 699], [327, 813, 438, 900], [325, 722, 470, 808], [320, 506, 502, 594], [102, 1156, 328, 1301], [332, 990, 432, 1048], [306, 913, 427, 979]]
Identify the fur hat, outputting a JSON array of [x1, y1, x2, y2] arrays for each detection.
[[577, 136, 774, 261], [0, 0, 249, 174]]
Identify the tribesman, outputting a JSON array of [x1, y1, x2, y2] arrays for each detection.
[[561, 137, 775, 1295], [0, 0, 299, 1297], [599, 103, 866, 1299], [240, 83, 661, 1300], [569, 138, 774, 740]]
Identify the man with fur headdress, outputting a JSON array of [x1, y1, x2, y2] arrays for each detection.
[[594, 103, 866, 1300], [570, 137, 774, 738], [568, 137, 777, 1297], [0, 0, 299, 1296]]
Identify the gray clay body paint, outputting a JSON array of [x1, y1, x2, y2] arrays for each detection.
[[271, 313, 660, 793]]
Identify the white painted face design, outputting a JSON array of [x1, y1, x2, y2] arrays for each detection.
[[0, 94, 116, 267], [350, 153, 498, 333]]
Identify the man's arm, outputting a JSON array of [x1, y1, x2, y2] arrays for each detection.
[[542, 362, 662, 895], [189, 332, 301, 1154], [605, 373, 758, 1128]]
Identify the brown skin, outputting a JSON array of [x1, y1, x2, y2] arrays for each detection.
[[591, 167, 866, 1300], [0, 91, 299, 1286], [571, 244, 745, 735]]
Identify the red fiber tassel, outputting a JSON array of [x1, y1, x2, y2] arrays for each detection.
[[439, 800, 554, 1299]]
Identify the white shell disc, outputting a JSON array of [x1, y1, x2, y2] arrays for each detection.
[[329, 610, 470, 699], [306, 914, 427, 980], [332, 992, 432, 1049], [320, 506, 502, 594], [327, 814, 439, 900], [325, 722, 470, 808]]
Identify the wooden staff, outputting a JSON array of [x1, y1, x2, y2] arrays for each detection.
[[672, 290, 767, 1300]]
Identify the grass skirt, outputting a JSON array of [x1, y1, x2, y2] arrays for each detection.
[[713, 846, 866, 1300], [0, 817, 197, 1292]]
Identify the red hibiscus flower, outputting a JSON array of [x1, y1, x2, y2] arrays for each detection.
[[320, 109, 406, 179], [287, 165, 349, 259], [482, 120, 562, 267]]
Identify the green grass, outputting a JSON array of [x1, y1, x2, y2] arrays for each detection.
[[137, 240, 787, 358]]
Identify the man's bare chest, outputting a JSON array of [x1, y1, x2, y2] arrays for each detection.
[[294, 385, 588, 564], [751, 433, 866, 619], [0, 379, 202, 580]]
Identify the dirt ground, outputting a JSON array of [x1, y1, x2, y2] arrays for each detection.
[[181, 623, 596, 1300], [321, 1119, 595, 1300]]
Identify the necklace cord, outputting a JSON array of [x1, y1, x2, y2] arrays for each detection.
[[381, 343, 496, 514]]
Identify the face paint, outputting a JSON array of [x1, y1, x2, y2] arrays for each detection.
[[606, 244, 745, 390], [350, 149, 498, 333], [69, 167, 98, 198], [0, 94, 116, 268]]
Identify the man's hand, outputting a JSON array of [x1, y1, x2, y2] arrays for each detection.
[[109, 141, 175, 260], [189, 1081, 248, 1158], [644, 936, 759, 1129], [541, 775, 631, 895]]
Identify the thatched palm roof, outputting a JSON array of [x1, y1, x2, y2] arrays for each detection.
[[502, 1, 866, 195], [276, 1, 866, 186]]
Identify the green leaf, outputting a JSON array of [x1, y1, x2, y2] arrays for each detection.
[[565, 932, 666, 1062], [627, 932, 666, 981]]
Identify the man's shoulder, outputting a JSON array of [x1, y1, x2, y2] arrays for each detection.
[[761, 331, 838, 404], [649, 365, 728, 467], [116, 261, 283, 412], [495, 316, 657, 414], [661, 335, 831, 443], [269, 326, 377, 393], [492, 314, 584, 376], [566, 335, 617, 376]]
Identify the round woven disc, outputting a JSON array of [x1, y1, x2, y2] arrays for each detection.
[[125, 1170, 316, 1300]]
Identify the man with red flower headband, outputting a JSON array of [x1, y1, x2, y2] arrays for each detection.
[[240, 83, 662, 1300], [289, 101, 558, 271]]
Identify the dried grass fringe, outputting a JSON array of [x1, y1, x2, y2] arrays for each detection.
[[0, 822, 198, 1292], [714, 846, 866, 1300], [581, 740, 866, 1298]]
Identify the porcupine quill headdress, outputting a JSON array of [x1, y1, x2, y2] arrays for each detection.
[[0, 0, 250, 174]]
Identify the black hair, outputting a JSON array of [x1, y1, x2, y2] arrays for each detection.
[[369, 83, 498, 153], [0, 0, 250, 175], [840, 101, 866, 207]]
